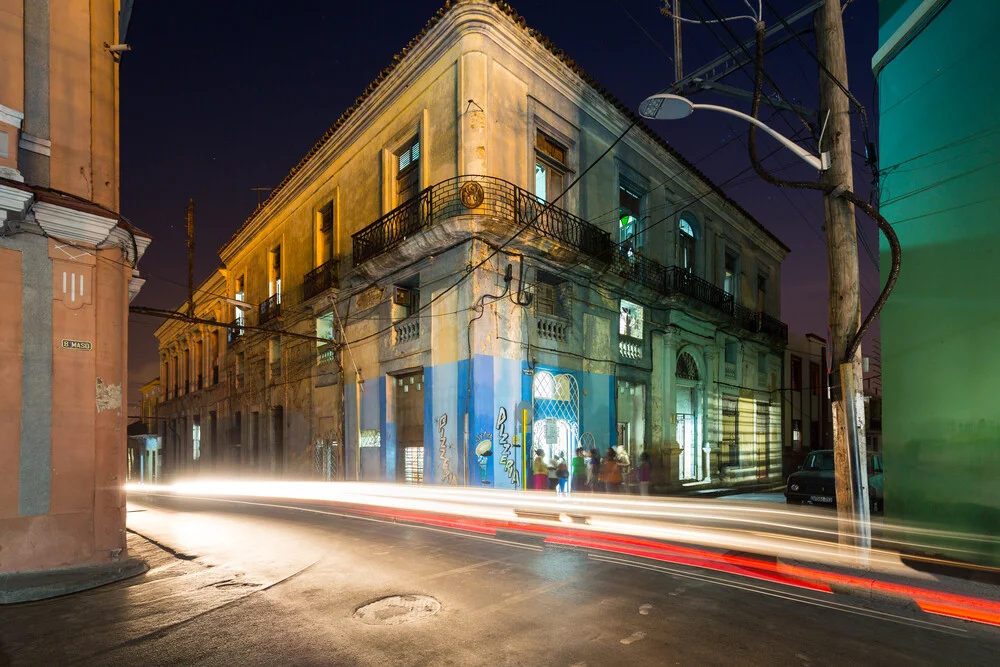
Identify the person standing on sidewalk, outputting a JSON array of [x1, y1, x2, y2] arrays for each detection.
[[602, 448, 622, 493], [571, 447, 587, 494], [587, 448, 601, 492], [556, 453, 569, 496], [546, 452, 560, 490], [532, 449, 548, 490], [636, 451, 652, 496]]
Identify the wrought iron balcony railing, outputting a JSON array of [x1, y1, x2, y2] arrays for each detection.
[[259, 294, 281, 324], [352, 176, 613, 266], [665, 268, 735, 314], [303, 259, 338, 301], [351, 177, 788, 345]]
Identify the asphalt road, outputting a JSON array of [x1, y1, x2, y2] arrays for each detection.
[[2, 493, 998, 667]]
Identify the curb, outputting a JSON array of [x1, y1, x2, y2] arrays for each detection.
[[0, 557, 149, 605]]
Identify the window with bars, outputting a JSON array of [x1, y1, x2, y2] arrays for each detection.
[[722, 396, 739, 466], [534, 270, 570, 319], [404, 447, 424, 484]]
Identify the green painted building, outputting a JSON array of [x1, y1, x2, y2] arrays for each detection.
[[876, 0, 1000, 565]]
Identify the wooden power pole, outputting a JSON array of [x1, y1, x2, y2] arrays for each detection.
[[815, 0, 870, 547], [672, 0, 683, 82], [186, 199, 195, 318]]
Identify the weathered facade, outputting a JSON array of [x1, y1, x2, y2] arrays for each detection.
[[155, 0, 787, 492], [0, 0, 150, 578]]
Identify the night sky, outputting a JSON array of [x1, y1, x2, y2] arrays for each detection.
[[120, 0, 881, 407]]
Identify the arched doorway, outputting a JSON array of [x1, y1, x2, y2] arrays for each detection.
[[676, 350, 703, 481], [532, 371, 579, 480]]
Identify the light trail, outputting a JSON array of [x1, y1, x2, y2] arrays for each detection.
[[127, 479, 1000, 628]]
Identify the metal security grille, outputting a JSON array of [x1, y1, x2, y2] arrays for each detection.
[[404, 447, 424, 484], [677, 352, 700, 381], [314, 441, 339, 481], [532, 371, 580, 462], [722, 396, 739, 466]]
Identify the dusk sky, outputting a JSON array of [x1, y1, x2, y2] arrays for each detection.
[[121, 0, 881, 406]]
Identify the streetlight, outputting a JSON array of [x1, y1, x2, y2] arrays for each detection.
[[638, 93, 830, 172]]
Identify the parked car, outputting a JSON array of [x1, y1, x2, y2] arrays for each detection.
[[785, 449, 884, 512]]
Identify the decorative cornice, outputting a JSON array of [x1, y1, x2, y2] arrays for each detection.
[[18, 133, 51, 156], [0, 183, 33, 219], [0, 166, 24, 183], [33, 200, 117, 246], [218, 0, 787, 261], [0, 104, 24, 129], [128, 275, 146, 302], [108, 226, 152, 264]]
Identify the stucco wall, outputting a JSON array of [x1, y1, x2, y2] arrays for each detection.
[[878, 0, 1000, 564]]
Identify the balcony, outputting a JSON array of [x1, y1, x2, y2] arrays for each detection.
[[619, 337, 643, 361], [228, 319, 245, 344], [317, 342, 336, 366], [394, 319, 420, 344], [352, 176, 612, 267], [259, 294, 281, 324], [303, 259, 338, 301], [536, 314, 569, 343], [350, 178, 787, 346]]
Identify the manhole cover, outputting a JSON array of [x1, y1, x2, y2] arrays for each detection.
[[353, 595, 440, 625]]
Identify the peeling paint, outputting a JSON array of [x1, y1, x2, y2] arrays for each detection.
[[95, 377, 122, 413]]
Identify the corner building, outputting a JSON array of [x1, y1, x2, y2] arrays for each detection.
[[1, 0, 150, 579], [155, 0, 788, 492]]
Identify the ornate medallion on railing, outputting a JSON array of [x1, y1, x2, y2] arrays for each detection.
[[460, 181, 485, 209]]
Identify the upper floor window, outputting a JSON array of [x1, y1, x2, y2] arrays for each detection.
[[619, 184, 643, 249], [679, 218, 696, 273], [725, 340, 739, 366], [724, 250, 738, 296], [790, 355, 803, 392], [619, 300, 644, 340], [269, 246, 282, 303], [757, 272, 769, 312], [810, 362, 821, 397], [535, 270, 570, 319], [396, 137, 420, 203], [234, 275, 246, 325], [534, 130, 567, 202], [316, 201, 334, 267]]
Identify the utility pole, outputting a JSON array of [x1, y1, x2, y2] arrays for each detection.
[[815, 0, 870, 548], [186, 199, 195, 318], [672, 0, 683, 82]]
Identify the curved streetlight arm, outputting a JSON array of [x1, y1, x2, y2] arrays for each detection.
[[692, 103, 830, 171]]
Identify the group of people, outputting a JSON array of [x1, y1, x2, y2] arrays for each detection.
[[532, 446, 652, 496]]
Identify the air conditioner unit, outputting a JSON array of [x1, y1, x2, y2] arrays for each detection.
[[393, 286, 412, 307]]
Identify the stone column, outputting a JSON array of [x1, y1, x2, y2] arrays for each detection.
[[703, 345, 719, 482], [663, 330, 679, 489]]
